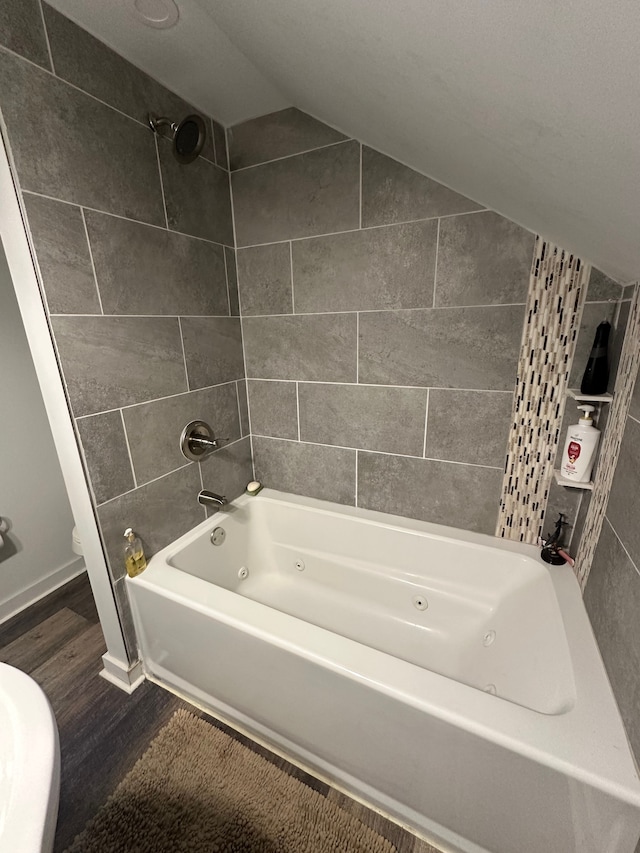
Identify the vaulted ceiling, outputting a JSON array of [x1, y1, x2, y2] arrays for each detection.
[[49, 0, 640, 282]]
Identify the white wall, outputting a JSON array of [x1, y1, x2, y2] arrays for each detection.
[[0, 242, 83, 623]]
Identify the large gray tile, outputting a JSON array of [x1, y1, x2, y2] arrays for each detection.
[[584, 517, 640, 762], [569, 302, 617, 388], [225, 247, 239, 316], [51, 316, 186, 417], [248, 380, 298, 439], [435, 212, 534, 307], [253, 436, 356, 505], [83, 210, 227, 315], [228, 108, 348, 170], [0, 50, 163, 224], [237, 243, 292, 316], [122, 383, 240, 485], [606, 415, 640, 570], [23, 194, 100, 314], [0, 0, 50, 68], [237, 380, 250, 437], [200, 437, 253, 504], [42, 3, 213, 161], [292, 220, 437, 312], [362, 146, 483, 227], [159, 139, 233, 244], [359, 306, 524, 390], [97, 464, 203, 581], [76, 411, 134, 504], [357, 451, 501, 534], [243, 314, 357, 382], [232, 141, 360, 246], [425, 389, 512, 467], [299, 383, 426, 456], [180, 317, 245, 388], [586, 268, 623, 303]]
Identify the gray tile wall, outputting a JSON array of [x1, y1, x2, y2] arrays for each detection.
[[230, 108, 534, 535], [584, 344, 640, 766], [0, 5, 251, 652]]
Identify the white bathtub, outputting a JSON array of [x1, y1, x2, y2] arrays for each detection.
[[0, 662, 60, 853], [127, 489, 640, 853]]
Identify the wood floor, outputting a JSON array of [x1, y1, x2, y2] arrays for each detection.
[[0, 574, 437, 853]]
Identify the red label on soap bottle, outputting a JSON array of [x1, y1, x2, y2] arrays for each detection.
[[567, 441, 581, 463]]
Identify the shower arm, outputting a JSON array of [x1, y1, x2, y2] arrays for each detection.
[[148, 114, 178, 135]]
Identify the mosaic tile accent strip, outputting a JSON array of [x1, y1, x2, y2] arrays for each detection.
[[575, 283, 640, 588], [496, 238, 590, 543]]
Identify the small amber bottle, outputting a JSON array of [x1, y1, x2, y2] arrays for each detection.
[[123, 528, 147, 578]]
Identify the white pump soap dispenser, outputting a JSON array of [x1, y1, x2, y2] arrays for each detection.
[[560, 405, 600, 483]]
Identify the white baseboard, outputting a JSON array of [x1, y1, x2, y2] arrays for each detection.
[[100, 652, 145, 693], [0, 556, 86, 624]]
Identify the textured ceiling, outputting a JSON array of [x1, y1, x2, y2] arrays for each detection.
[[49, 0, 640, 282]]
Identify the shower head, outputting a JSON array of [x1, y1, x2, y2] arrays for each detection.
[[148, 112, 207, 164]]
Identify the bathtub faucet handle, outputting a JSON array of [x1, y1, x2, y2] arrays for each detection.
[[198, 490, 228, 511], [180, 420, 227, 461]]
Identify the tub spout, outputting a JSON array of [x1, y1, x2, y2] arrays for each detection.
[[198, 490, 227, 511]]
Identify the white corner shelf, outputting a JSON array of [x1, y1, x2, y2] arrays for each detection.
[[553, 470, 594, 490], [566, 388, 613, 403]]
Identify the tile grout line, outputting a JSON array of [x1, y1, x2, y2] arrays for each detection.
[[236, 303, 527, 318], [432, 219, 440, 308], [227, 154, 256, 480], [177, 317, 190, 391], [235, 380, 244, 435], [604, 515, 640, 579], [289, 241, 295, 314], [358, 142, 363, 229], [37, 0, 56, 75], [73, 379, 243, 422], [231, 138, 355, 173], [296, 381, 301, 441], [80, 207, 105, 315], [232, 208, 489, 249], [21, 189, 234, 250], [119, 409, 138, 488], [251, 433, 504, 469], [154, 135, 169, 229], [243, 379, 515, 393], [422, 389, 430, 458], [97, 436, 248, 507], [354, 450, 359, 507], [356, 312, 360, 383], [223, 247, 232, 316], [50, 312, 236, 319]]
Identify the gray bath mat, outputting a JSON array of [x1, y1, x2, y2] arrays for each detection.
[[64, 709, 399, 853]]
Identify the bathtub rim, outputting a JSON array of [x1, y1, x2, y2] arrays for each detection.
[[128, 488, 640, 810]]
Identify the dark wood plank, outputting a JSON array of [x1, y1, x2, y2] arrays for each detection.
[[31, 622, 107, 710], [0, 573, 98, 648], [0, 608, 90, 674]]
